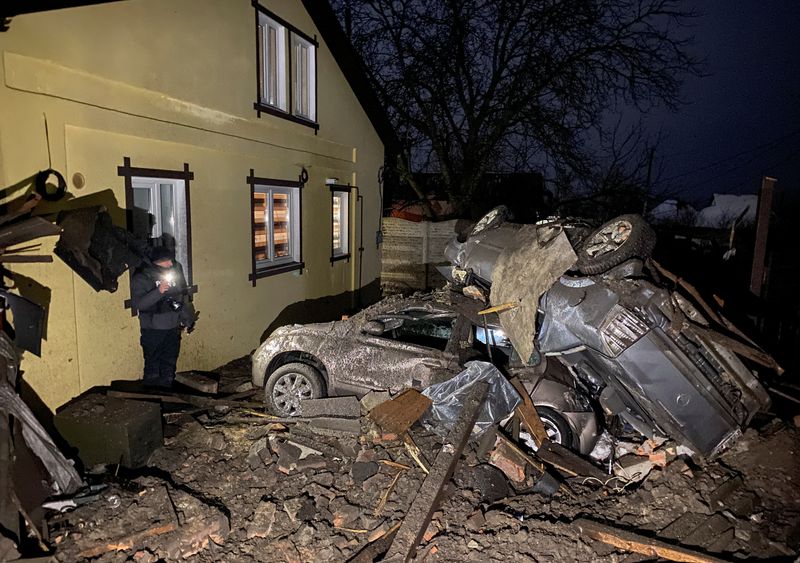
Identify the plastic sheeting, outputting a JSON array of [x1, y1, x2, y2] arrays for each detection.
[[421, 361, 521, 437]]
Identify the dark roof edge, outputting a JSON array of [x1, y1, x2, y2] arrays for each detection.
[[301, 0, 399, 152]]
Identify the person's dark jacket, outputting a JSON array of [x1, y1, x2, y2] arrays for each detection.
[[131, 262, 195, 330]]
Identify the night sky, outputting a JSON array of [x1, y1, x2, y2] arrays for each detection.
[[647, 1, 800, 206]]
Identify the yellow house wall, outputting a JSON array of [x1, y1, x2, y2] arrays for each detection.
[[0, 0, 385, 410]]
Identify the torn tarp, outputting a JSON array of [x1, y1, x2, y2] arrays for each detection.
[[421, 361, 520, 437]]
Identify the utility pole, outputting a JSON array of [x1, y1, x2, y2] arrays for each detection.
[[750, 176, 776, 297], [642, 146, 655, 216]]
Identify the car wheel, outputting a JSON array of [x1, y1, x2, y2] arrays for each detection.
[[264, 362, 325, 416], [576, 214, 656, 275], [535, 406, 575, 450]]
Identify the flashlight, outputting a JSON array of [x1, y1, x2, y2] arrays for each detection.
[[162, 271, 176, 287]]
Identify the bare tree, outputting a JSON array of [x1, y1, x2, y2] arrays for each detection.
[[553, 120, 673, 219], [336, 0, 698, 215]]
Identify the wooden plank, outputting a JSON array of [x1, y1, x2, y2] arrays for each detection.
[[368, 389, 432, 435], [0, 217, 61, 248], [105, 390, 265, 410], [509, 377, 549, 447], [383, 382, 489, 562], [536, 441, 608, 480], [174, 371, 219, 395], [77, 522, 177, 558], [574, 518, 729, 563], [347, 523, 401, 563], [0, 255, 53, 263]]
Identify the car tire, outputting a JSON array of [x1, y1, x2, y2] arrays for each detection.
[[470, 205, 510, 236], [576, 214, 656, 275], [264, 362, 326, 416], [535, 406, 576, 450]]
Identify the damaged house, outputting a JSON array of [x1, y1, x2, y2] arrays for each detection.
[[0, 0, 394, 411]]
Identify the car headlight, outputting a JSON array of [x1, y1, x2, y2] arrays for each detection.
[[600, 304, 649, 356]]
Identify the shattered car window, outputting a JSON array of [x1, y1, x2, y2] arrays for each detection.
[[388, 316, 456, 351]]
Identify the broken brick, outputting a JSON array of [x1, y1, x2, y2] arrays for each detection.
[[331, 502, 362, 528], [360, 390, 391, 413], [274, 539, 302, 563], [164, 512, 230, 559], [247, 438, 272, 471], [283, 496, 315, 523], [422, 520, 440, 543], [371, 432, 399, 444], [361, 473, 388, 493], [649, 450, 668, 467], [466, 511, 486, 531], [312, 471, 335, 487], [246, 501, 277, 539], [351, 461, 380, 484]]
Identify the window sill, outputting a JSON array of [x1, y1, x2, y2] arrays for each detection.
[[330, 253, 351, 264], [253, 102, 319, 132], [249, 261, 304, 282]]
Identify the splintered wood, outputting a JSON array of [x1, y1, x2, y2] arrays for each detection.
[[574, 518, 729, 563], [384, 382, 489, 562], [509, 378, 549, 447], [368, 389, 432, 435]]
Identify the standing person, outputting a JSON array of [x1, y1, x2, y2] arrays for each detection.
[[131, 247, 196, 387]]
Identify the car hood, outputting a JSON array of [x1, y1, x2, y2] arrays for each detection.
[[253, 321, 341, 371]]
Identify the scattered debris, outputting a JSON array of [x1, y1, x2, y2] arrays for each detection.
[[384, 382, 489, 561]]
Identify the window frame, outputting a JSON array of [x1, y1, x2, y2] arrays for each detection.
[[330, 184, 351, 263], [291, 33, 316, 122], [247, 170, 305, 284], [257, 13, 287, 112], [252, 2, 319, 132], [118, 157, 197, 312]]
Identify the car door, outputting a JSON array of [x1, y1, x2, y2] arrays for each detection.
[[340, 310, 461, 395]]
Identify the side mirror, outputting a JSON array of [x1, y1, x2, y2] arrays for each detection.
[[362, 320, 385, 336]]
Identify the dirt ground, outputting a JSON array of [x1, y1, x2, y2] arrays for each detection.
[[47, 357, 800, 562]]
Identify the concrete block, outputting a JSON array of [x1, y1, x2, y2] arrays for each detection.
[[300, 396, 360, 419], [55, 394, 162, 468], [308, 417, 362, 437]]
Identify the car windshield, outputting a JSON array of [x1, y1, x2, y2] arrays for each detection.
[[374, 311, 456, 351]]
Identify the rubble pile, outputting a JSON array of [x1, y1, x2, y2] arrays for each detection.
[[43, 361, 800, 562]]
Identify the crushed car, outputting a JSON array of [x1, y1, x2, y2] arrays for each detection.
[[443, 207, 773, 459], [252, 292, 599, 454]]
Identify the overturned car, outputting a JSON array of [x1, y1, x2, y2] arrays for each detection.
[[444, 208, 773, 458]]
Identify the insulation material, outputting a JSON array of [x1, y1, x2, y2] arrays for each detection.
[[489, 227, 577, 364]]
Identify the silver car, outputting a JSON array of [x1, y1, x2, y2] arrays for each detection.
[[252, 293, 600, 454]]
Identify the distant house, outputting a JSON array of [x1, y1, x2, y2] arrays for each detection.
[[695, 194, 757, 228], [0, 0, 395, 410]]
